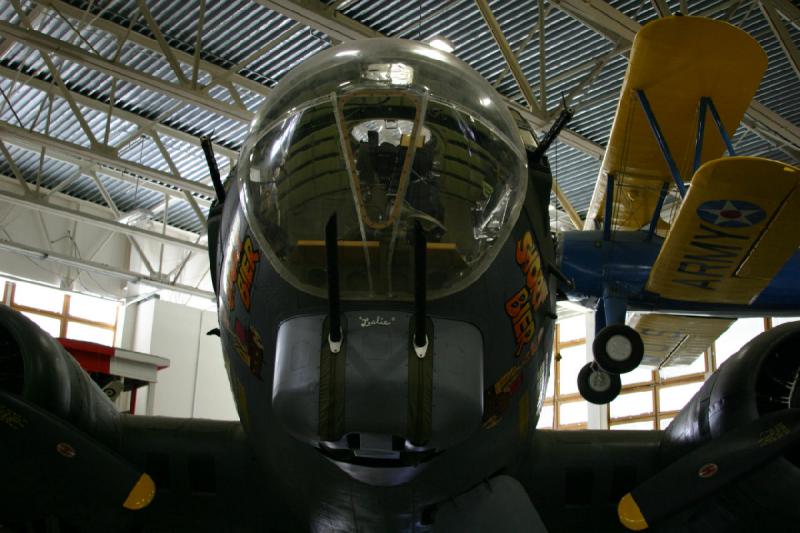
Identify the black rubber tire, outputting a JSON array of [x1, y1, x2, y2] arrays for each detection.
[[577, 363, 621, 404], [593, 324, 644, 374]]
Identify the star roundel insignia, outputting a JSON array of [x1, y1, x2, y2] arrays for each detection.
[[696, 200, 766, 228]]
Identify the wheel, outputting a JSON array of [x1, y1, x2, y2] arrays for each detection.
[[577, 363, 621, 404], [593, 324, 644, 374]]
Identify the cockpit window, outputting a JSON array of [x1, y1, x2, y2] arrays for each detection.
[[243, 89, 525, 300], [240, 40, 527, 301]]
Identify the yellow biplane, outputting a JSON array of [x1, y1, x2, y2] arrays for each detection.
[[559, 15, 800, 403]]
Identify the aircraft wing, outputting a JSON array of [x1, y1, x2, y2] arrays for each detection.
[[0, 305, 299, 532], [583, 16, 767, 232], [627, 312, 734, 367], [518, 322, 800, 533], [645, 157, 800, 304]]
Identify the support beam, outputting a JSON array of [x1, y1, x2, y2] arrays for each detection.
[[0, 188, 206, 253], [86, 169, 158, 274], [546, 44, 629, 87], [743, 101, 800, 160], [0, 63, 239, 161], [0, 237, 214, 300], [262, 0, 605, 158], [10, 0, 100, 148], [758, 0, 800, 80], [552, 0, 640, 42], [0, 4, 43, 59], [0, 140, 32, 193], [16, 138, 212, 208], [475, 0, 542, 115], [561, 46, 619, 111], [227, 23, 302, 73], [0, 121, 216, 198], [191, 0, 206, 89], [768, 0, 800, 31], [551, 0, 800, 155], [537, 0, 547, 108], [552, 181, 583, 228], [493, 13, 543, 87], [136, 0, 190, 87], [253, 0, 382, 42], [35, 0, 269, 97], [0, 20, 253, 123], [650, 0, 671, 17]]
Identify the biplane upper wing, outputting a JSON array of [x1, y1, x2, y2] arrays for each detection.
[[628, 313, 734, 368], [583, 16, 767, 231], [645, 156, 800, 304]]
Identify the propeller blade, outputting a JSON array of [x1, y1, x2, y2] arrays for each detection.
[[618, 408, 800, 531], [0, 390, 155, 514]]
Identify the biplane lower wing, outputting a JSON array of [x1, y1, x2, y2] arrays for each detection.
[[628, 313, 734, 368], [645, 157, 800, 304]]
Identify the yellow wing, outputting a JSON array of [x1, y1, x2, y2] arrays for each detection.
[[645, 157, 800, 304], [628, 313, 734, 368], [583, 16, 767, 231]]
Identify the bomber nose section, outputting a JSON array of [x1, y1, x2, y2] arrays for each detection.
[[271, 311, 483, 486], [237, 38, 528, 303]]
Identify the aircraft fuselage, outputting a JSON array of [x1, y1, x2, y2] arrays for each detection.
[[560, 230, 800, 316], [213, 175, 556, 528]]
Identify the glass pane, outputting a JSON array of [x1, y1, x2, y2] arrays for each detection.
[[771, 317, 800, 327], [558, 315, 586, 343], [659, 417, 674, 429], [537, 405, 554, 429], [68, 293, 118, 325], [66, 322, 114, 345], [610, 390, 654, 419], [659, 352, 707, 380], [13, 282, 63, 313], [545, 354, 555, 398], [558, 345, 588, 396], [611, 420, 655, 430], [22, 312, 60, 337], [714, 318, 765, 368], [659, 381, 703, 412], [243, 91, 527, 301], [559, 400, 588, 426], [621, 365, 654, 386]]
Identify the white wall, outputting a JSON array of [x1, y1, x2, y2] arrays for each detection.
[[123, 298, 237, 421], [0, 176, 130, 297]]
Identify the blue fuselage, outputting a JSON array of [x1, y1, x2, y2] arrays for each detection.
[[559, 230, 800, 317]]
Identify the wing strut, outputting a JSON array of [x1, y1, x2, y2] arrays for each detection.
[[646, 182, 669, 240], [603, 173, 615, 241], [693, 96, 738, 173], [636, 89, 687, 197]]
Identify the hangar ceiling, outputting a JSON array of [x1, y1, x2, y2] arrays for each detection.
[[0, 0, 797, 300]]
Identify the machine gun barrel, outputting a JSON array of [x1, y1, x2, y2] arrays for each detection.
[[530, 106, 575, 163]]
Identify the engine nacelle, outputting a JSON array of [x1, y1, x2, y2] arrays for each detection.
[[0, 304, 120, 446], [661, 321, 800, 529]]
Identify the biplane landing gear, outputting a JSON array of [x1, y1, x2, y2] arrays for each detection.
[[593, 324, 644, 374], [577, 362, 621, 404]]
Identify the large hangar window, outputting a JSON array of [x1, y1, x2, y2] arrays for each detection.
[[537, 313, 793, 430], [2, 279, 119, 345]]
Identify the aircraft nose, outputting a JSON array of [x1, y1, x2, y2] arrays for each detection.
[[271, 311, 484, 484]]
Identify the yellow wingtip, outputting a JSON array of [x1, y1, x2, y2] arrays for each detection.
[[123, 473, 156, 510], [618, 493, 648, 531]]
